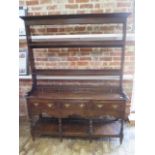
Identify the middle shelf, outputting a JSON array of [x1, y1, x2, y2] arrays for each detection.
[[29, 40, 124, 48], [34, 69, 121, 76]]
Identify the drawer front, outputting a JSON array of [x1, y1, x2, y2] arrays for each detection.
[[88, 101, 125, 118], [60, 100, 89, 118], [28, 99, 60, 117], [27, 99, 126, 119]]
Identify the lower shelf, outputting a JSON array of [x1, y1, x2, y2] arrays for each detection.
[[32, 117, 122, 139]]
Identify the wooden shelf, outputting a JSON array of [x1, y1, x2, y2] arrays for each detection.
[[30, 40, 124, 48], [29, 89, 125, 101], [20, 13, 130, 25], [35, 69, 121, 76], [34, 117, 121, 138], [34, 118, 59, 136]]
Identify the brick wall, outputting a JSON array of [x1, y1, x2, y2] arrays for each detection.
[[19, 0, 135, 118]]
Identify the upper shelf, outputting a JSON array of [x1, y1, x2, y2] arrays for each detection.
[[20, 13, 130, 25]]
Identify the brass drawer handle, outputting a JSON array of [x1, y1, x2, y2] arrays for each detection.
[[97, 104, 103, 108], [47, 103, 53, 108], [64, 104, 70, 108], [80, 103, 85, 108], [112, 105, 118, 109], [34, 103, 39, 107]]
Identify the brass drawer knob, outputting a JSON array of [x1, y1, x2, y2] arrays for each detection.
[[97, 104, 103, 108], [47, 103, 53, 108], [80, 103, 85, 108], [65, 104, 70, 108], [34, 103, 39, 107], [112, 105, 118, 109]]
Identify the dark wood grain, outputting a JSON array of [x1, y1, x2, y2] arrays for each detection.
[[35, 69, 121, 76], [21, 13, 130, 143], [33, 117, 122, 138], [34, 84, 121, 93], [30, 40, 124, 48], [20, 13, 130, 25]]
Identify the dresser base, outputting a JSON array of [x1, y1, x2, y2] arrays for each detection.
[[31, 117, 123, 144]]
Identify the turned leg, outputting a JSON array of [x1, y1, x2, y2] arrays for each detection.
[[30, 117, 35, 141], [58, 118, 63, 142], [89, 119, 93, 142], [39, 114, 42, 119], [120, 119, 124, 144]]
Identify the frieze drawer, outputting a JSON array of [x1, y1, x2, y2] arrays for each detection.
[[29, 100, 60, 117], [89, 101, 125, 118]]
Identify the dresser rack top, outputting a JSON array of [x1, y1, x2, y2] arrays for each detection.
[[20, 13, 130, 25]]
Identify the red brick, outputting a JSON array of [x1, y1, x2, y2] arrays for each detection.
[[94, 3, 100, 8], [110, 62, 120, 66], [80, 48, 92, 52], [30, 28, 36, 33], [65, 4, 78, 9], [48, 53, 57, 57], [90, 61, 102, 67], [33, 12, 47, 15], [80, 57, 91, 61], [102, 62, 108, 66], [110, 52, 121, 57], [19, 1, 24, 6], [46, 5, 57, 10], [91, 10, 103, 13], [126, 41, 135, 45], [77, 10, 86, 14], [48, 49, 60, 52], [125, 62, 133, 66], [45, 62, 57, 67], [58, 52, 69, 56], [37, 28, 46, 33], [76, 0, 89, 3], [117, 8, 128, 12], [117, 2, 131, 7], [59, 28, 65, 32], [68, 57, 79, 61], [74, 26, 86, 31], [80, 4, 93, 8], [77, 61, 89, 66], [39, 0, 51, 4], [31, 6, 42, 11], [125, 52, 134, 56], [68, 0, 75, 3], [26, 0, 39, 5], [65, 27, 74, 32], [47, 11, 61, 15], [90, 0, 100, 2], [70, 61, 77, 66], [112, 57, 121, 61], [28, 12, 34, 16], [59, 62, 69, 66], [79, 51, 91, 56], [100, 57, 112, 61], [68, 48, 79, 52], [36, 58, 47, 61], [19, 42, 27, 48], [19, 101, 27, 116], [47, 28, 58, 32]]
